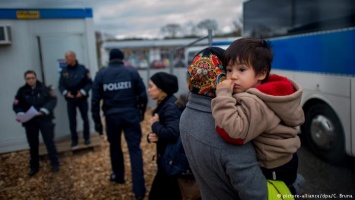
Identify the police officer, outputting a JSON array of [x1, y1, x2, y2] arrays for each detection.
[[91, 49, 147, 200], [59, 51, 93, 149], [13, 70, 59, 176]]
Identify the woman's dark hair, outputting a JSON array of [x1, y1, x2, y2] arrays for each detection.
[[224, 38, 273, 82]]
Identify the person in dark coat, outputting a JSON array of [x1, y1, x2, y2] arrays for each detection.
[[91, 48, 148, 200], [13, 70, 59, 176], [58, 50, 93, 148], [147, 72, 182, 200]]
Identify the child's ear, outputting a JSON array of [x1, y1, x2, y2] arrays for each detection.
[[258, 70, 267, 81]]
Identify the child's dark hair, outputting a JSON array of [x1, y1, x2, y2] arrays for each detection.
[[224, 38, 273, 83], [24, 70, 37, 78]]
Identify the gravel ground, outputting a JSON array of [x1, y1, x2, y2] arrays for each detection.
[[0, 110, 157, 200]]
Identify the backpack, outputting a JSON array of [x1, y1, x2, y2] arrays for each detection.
[[161, 96, 192, 177], [161, 136, 192, 177], [267, 180, 294, 200]]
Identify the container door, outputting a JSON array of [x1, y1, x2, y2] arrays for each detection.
[[38, 34, 85, 140]]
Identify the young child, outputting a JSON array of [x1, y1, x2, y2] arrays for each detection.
[[211, 37, 304, 189], [181, 47, 268, 199]]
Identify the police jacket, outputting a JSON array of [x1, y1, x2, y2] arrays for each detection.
[[58, 61, 92, 100], [91, 60, 148, 125], [13, 81, 57, 124]]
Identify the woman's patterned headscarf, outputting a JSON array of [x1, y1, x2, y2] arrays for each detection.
[[187, 47, 225, 98]]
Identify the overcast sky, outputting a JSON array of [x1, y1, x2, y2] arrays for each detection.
[[0, 0, 245, 39]]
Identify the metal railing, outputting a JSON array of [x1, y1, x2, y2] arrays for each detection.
[[146, 29, 213, 81], [167, 29, 213, 74]]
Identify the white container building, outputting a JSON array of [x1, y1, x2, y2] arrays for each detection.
[[0, 8, 98, 153]]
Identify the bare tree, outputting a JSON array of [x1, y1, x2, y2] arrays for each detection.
[[197, 19, 218, 33], [184, 21, 198, 37], [161, 23, 183, 38], [232, 18, 243, 36]]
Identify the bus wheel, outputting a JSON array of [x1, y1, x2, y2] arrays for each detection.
[[302, 103, 346, 164]]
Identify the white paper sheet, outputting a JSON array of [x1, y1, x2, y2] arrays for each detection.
[[16, 106, 39, 123]]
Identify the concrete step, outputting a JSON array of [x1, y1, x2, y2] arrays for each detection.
[[39, 133, 103, 155]]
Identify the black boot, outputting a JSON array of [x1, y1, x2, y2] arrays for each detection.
[[109, 173, 125, 184], [51, 165, 59, 173], [28, 168, 39, 177]]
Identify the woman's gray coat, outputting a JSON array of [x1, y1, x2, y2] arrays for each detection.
[[179, 93, 267, 200]]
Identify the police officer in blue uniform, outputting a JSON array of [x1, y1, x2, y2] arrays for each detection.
[[91, 49, 148, 200], [13, 70, 59, 176], [59, 51, 93, 148]]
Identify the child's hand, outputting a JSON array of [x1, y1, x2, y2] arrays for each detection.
[[217, 79, 233, 92]]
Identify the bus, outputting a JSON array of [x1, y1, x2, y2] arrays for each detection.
[[243, 0, 355, 164]]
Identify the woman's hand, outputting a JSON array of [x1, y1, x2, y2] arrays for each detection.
[[148, 132, 159, 143], [150, 113, 159, 125]]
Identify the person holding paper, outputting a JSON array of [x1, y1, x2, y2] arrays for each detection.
[[13, 70, 59, 177]]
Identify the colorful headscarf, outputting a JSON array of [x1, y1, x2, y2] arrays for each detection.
[[187, 47, 225, 98]]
